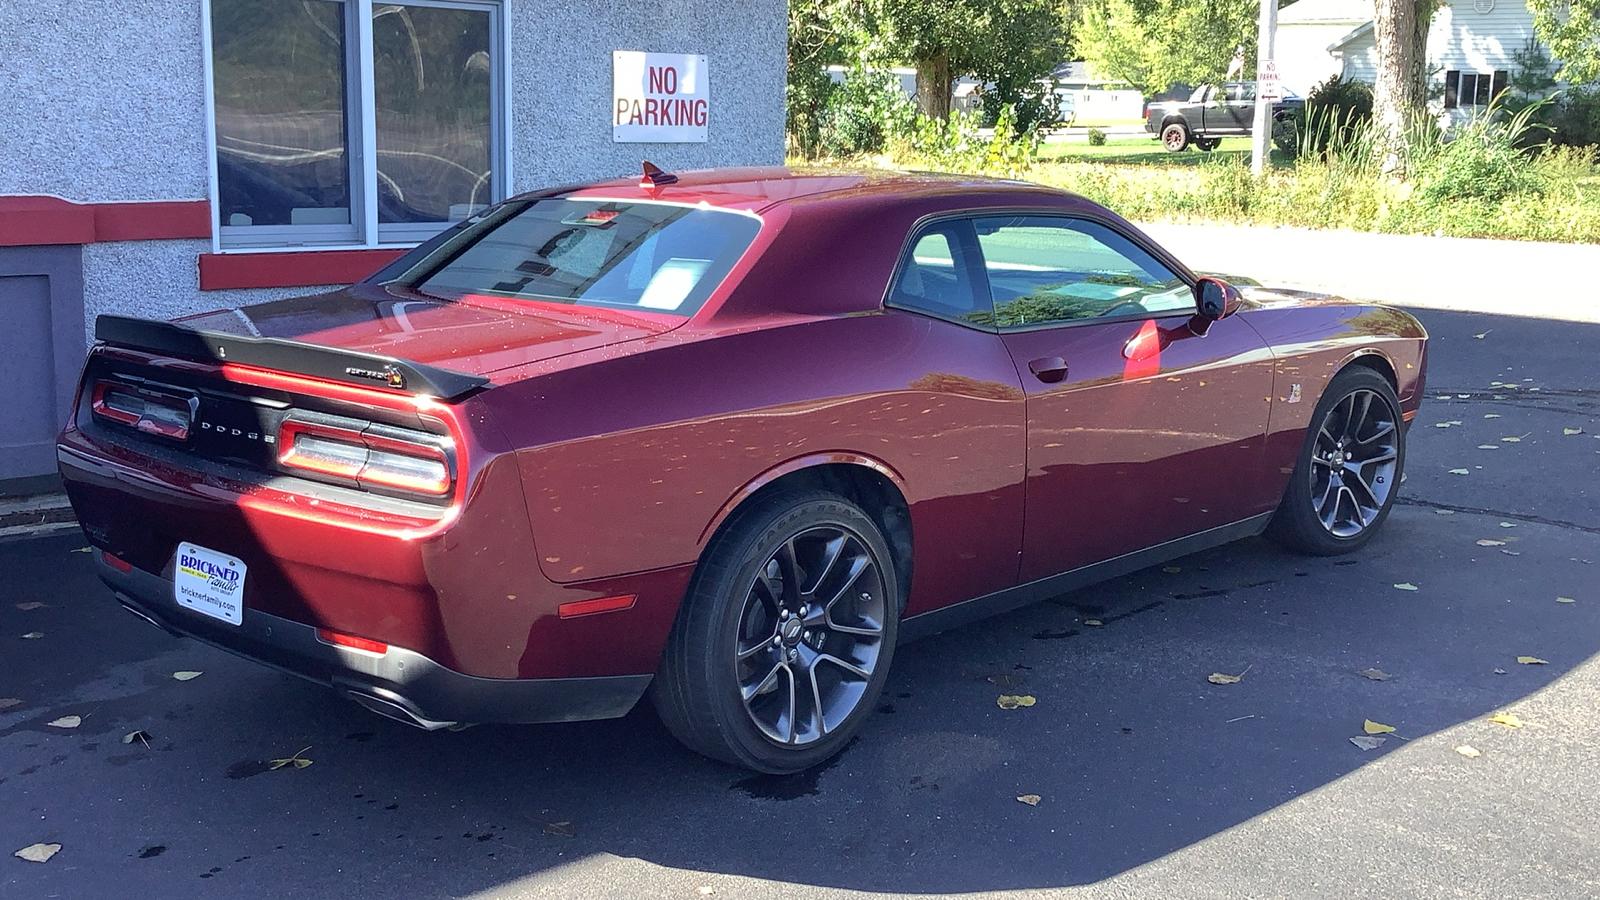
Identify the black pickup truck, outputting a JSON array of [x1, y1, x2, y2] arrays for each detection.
[[1145, 82, 1304, 151]]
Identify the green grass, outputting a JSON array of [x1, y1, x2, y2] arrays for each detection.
[[1038, 136, 1279, 167]]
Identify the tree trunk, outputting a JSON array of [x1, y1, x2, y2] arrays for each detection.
[[1372, 0, 1434, 174], [915, 50, 952, 120]]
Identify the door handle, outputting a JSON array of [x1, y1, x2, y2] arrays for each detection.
[[1028, 356, 1069, 383]]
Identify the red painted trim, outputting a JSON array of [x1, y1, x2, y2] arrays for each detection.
[[198, 248, 408, 291], [0, 195, 211, 247], [93, 200, 211, 242]]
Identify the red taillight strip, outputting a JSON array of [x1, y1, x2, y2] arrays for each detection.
[[277, 419, 453, 495], [315, 628, 389, 655], [557, 594, 637, 619], [102, 551, 134, 573]]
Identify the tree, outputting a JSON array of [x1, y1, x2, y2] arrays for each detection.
[[1528, 0, 1600, 84], [877, 0, 1070, 121], [1072, 0, 1257, 95], [1371, 0, 1436, 173]]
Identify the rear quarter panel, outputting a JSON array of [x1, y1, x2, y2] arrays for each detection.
[[481, 311, 1029, 616]]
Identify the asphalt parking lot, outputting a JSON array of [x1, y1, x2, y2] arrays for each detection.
[[3, 302, 1597, 900]]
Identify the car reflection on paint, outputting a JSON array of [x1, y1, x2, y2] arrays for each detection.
[[58, 166, 1427, 773]]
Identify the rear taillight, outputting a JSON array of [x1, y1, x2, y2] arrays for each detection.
[[91, 381, 193, 441], [277, 418, 453, 496]]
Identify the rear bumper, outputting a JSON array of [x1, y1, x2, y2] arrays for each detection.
[[98, 555, 651, 728]]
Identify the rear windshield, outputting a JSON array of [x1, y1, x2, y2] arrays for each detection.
[[404, 198, 761, 317]]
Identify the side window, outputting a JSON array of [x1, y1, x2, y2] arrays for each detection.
[[888, 225, 988, 325], [972, 216, 1191, 328]]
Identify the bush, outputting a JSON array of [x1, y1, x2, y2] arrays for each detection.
[[1087, 127, 1107, 146], [1300, 75, 1374, 157], [1418, 104, 1546, 203], [818, 67, 916, 157]]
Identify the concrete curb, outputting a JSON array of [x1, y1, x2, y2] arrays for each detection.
[[0, 493, 77, 539]]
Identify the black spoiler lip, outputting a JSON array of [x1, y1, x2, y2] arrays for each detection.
[[95, 315, 490, 401]]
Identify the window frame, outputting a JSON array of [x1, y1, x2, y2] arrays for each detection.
[[883, 209, 1202, 333], [202, 0, 512, 254], [1443, 69, 1508, 110]]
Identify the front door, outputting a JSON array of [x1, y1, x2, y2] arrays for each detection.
[[971, 215, 1276, 583]]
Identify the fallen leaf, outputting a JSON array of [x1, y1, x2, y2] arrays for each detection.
[[122, 730, 152, 747], [1501, 550, 1522, 557], [997, 695, 1037, 709], [1448, 469, 1470, 475], [1434, 422, 1453, 428], [1499, 522, 1517, 528], [1473, 331, 1489, 339], [699, 887, 715, 896], [13, 843, 60, 863], [1435, 395, 1452, 400], [1493, 668, 1507, 675], [1364, 719, 1396, 735], [267, 746, 313, 770], [1477, 444, 1499, 450], [15, 602, 45, 611], [1455, 745, 1482, 758], [1564, 428, 1584, 436], [541, 821, 576, 837], [172, 671, 202, 681], [1475, 539, 1506, 547], [0, 698, 22, 710], [71, 547, 92, 553], [1500, 436, 1521, 443], [1358, 668, 1391, 681], [46, 716, 81, 729], [1435, 509, 1455, 515], [1488, 712, 1524, 728], [1016, 794, 1042, 806], [1084, 619, 1103, 626], [20, 632, 43, 640], [1557, 597, 1576, 603], [1394, 583, 1419, 591], [1484, 413, 1501, 418], [1349, 735, 1387, 750], [1208, 673, 1241, 685], [1517, 656, 1548, 665], [1162, 566, 1181, 573]]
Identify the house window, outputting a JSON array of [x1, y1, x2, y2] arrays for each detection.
[[210, 0, 505, 249], [1443, 70, 1508, 110]]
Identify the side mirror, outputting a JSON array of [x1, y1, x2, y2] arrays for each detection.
[[1190, 277, 1241, 335]]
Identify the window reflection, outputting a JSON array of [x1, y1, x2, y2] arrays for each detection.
[[212, 0, 352, 228], [373, 4, 492, 224]]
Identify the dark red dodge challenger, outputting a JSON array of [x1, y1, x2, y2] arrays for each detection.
[[59, 167, 1427, 773]]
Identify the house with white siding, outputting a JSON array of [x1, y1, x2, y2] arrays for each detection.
[[1276, 0, 1544, 124]]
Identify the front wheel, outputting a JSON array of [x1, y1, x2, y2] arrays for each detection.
[[1161, 123, 1191, 152], [652, 490, 900, 773], [1265, 367, 1405, 555]]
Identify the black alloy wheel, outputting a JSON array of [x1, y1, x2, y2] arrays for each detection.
[[653, 490, 899, 773], [734, 525, 888, 746], [1266, 367, 1405, 555]]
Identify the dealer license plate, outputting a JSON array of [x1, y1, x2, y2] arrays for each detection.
[[173, 543, 247, 626]]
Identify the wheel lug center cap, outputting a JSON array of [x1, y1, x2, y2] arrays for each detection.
[[781, 618, 804, 645]]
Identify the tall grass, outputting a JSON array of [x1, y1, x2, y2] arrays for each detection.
[[875, 107, 1600, 243]]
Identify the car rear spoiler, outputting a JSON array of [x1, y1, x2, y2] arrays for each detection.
[[95, 315, 490, 401]]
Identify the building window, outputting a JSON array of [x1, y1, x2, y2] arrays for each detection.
[[1443, 70, 1508, 110], [210, 0, 504, 249]]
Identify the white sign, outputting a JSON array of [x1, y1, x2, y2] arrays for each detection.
[[174, 542, 246, 626], [613, 51, 709, 143], [1258, 60, 1282, 102]]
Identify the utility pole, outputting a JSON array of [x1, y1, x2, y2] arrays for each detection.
[[1250, 0, 1279, 176]]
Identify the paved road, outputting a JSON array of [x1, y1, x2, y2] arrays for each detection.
[[3, 248, 1598, 899]]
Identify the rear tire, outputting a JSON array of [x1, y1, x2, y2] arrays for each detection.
[[1161, 122, 1191, 152], [1196, 137, 1220, 152], [1265, 367, 1405, 556], [653, 490, 900, 773]]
